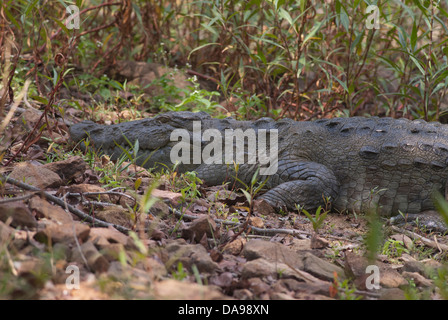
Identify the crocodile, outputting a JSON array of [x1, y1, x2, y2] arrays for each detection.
[[69, 111, 448, 220]]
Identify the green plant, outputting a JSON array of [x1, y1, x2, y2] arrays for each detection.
[[172, 262, 188, 281], [337, 279, 362, 300], [295, 198, 330, 233], [382, 238, 410, 259]]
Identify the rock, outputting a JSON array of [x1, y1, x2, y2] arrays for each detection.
[[290, 238, 312, 251], [163, 239, 219, 273], [420, 259, 443, 278], [249, 217, 264, 228], [0, 202, 37, 228], [0, 221, 14, 245], [28, 196, 73, 224], [344, 251, 370, 279], [310, 233, 329, 249], [302, 252, 345, 282], [390, 234, 414, 249], [42, 156, 87, 182], [181, 215, 217, 242], [402, 271, 433, 287], [253, 199, 276, 216], [402, 260, 427, 276], [136, 257, 168, 279], [62, 184, 110, 201], [233, 289, 253, 300], [34, 223, 90, 244], [95, 206, 133, 228], [242, 239, 304, 270], [277, 280, 332, 298], [241, 258, 310, 282], [379, 288, 406, 300], [100, 243, 125, 261], [247, 277, 270, 295], [151, 189, 182, 206], [222, 237, 246, 255], [89, 226, 133, 247], [152, 279, 226, 299], [8, 162, 62, 189], [379, 268, 407, 288], [270, 292, 296, 300], [209, 272, 234, 289], [71, 241, 109, 273], [148, 200, 170, 217]]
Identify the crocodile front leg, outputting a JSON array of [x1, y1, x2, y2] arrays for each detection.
[[259, 161, 340, 211]]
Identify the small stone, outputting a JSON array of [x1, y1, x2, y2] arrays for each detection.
[[242, 239, 304, 270], [0, 221, 14, 245], [9, 162, 62, 189], [379, 288, 406, 300], [222, 237, 246, 255], [302, 252, 345, 282], [241, 258, 309, 282], [148, 201, 170, 217], [181, 215, 217, 243], [402, 260, 426, 275], [89, 226, 133, 247], [249, 216, 264, 228], [95, 206, 133, 228], [163, 240, 219, 273], [310, 233, 329, 249], [0, 203, 37, 228], [42, 156, 87, 182], [152, 279, 225, 300], [62, 184, 110, 201], [402, 271, 433, 287], [379, 269, 407, 288], [233, 289, 253, 300], [71, 241, 109, 273], [28, 196, 73, 224], [253, 199, 276, 216], [290, 238, 311, 251], [151, 189, 182, 206], [34, 223, 90, 244]]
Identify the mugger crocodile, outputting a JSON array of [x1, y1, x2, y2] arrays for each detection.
[[69, 111, 448, 225]]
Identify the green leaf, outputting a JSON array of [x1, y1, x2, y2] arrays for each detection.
[[410, 21, 417, 52], [301, 19, 325, 49], [3, 6, 20, 29], [409, 55, 425, 75], [25, 0, 40, 16], [241, 189, 252, 205], [188, 42, 219, 60]]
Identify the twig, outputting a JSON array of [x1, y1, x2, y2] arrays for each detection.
[[171, 208, 308, 239], [391, 226, 448, 252], [1, 174, 130, 234], [0, 193, 38, 204]]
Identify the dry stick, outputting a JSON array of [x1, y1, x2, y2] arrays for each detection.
[[172, 208, 362, 242], [172, 208, 306, 239], [391, 226, 448, 252], [1, 175, 130, 234], [0, 193, 38, 204]]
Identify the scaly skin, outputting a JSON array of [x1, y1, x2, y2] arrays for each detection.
[[70, 112, 448, 217]]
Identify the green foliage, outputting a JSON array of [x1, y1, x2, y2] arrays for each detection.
[[364, 209, 384, 264], [382, 238, 410, 258], [172, 262, 188, 281], [336, 279, 363, 300], [178, 171, 203, 202], [295, 198, 330, 233]]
